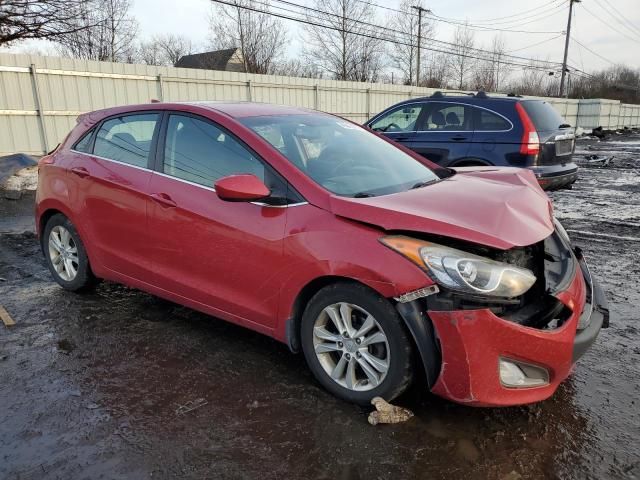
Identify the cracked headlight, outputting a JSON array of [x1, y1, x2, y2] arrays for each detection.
[[381, 236, 536, 298]]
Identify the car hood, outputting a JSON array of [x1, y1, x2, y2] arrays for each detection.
[[329, 167, 554, 250]]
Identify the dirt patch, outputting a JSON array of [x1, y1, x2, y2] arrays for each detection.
[[1, 138, 639, 479]]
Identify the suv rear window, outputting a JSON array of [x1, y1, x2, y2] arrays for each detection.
[[521, 101, 568, 132]]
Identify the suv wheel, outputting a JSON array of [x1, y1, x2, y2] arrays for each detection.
[[301, 282, 413, 405], [43, 214, 97, 292]]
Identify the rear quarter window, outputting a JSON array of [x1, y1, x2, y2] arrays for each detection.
[[73, 128, 95, 153], [475, 108, 511, 131], [521, 101, 567, 132]]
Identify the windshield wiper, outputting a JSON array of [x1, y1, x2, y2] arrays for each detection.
[[410, 179, 438, 190], [353, 192, 375, 198]]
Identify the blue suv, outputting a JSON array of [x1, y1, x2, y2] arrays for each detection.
[[367, 92, 578, 190]]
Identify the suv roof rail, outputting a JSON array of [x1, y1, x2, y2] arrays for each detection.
[[430, 90, 474, 98], [507, 92, 523, 98]]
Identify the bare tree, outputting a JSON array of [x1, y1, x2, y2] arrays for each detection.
[[388, 0, 434, 85], [449, 22, 476, 90], [422, 51, 450, 88], [54, 0, 138, 62], [302, 0, 384, 82], [138, 34, 195, 66], [571, 65, 640, 103], [209, 0, 287, 74], [0, 0, 95, 46], [272, 58, 323, 78], [472, 35, 509, 92], [506, 60, 555, 96]]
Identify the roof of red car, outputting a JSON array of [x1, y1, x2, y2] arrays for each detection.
[[179, 101, 318, 118]]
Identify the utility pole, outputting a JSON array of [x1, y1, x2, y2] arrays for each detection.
[[411, 5, 431, 87], [560, 0, 580, 97]]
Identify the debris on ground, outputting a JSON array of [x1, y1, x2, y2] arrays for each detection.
[[367, 397, 414, 425], [175, 398, 208, 415], [57, 339, 76, 354], [1, 166, 38, 199], [0, 304, 16, 327], [0, 154, 38, 199]]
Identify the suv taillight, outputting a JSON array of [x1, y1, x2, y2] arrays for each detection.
[[516, 102, 540, 155]]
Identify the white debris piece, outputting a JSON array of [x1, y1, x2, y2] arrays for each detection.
[[2, 167, 38, 199]]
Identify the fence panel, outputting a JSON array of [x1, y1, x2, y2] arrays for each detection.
[[1, 53, 639, 156]]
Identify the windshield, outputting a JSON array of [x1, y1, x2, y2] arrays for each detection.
[[240, 114, 439, 197]]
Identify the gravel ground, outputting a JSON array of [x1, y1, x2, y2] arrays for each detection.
[[1, 136, 639, 480]]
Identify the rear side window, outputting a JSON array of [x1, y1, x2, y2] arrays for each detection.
[[73, 129, 94, 153], [370, 104, 423, 132], [521, 101, 567, 131], [475, 108, 511, 131], [420, 103, 472, 131], [163, 114, 265, 187], [94, 114, 159, 168]]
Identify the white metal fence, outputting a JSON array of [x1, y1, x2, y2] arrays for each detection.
[[1, 52, 639, 156]]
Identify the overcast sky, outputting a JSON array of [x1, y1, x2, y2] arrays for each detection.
[[7, 0, 640, 73]]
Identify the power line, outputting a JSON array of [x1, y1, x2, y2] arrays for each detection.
[[594, 0, 640, 40], [507, 34, 565, 53], [353, 0, 562, 25], [581, 3, 640, 45], [267, 0, 561, 68], [425, 11, 565, 34], [572, 38, 617, 66]]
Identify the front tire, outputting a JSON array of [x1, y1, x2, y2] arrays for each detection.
[[42, 214, 96, 292], [301, 282, 414, 405]]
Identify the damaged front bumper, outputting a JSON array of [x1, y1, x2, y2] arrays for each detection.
[[396, 239, 609, 407]]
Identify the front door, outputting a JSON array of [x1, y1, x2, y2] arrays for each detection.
[[369, 103, 424, 145], [146, 113, 290, 329]]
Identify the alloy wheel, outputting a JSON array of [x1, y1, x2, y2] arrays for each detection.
[[312, 302, 390, 391], [48, 225, 79, 281]]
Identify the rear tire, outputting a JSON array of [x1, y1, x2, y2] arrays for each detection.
[[42, 214, 97, 292], [301, 282, 414, 405]]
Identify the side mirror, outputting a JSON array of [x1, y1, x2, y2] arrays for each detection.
[[214, 174, 271, 202]]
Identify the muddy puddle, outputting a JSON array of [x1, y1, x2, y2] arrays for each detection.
[[1, 137, 639, 479]]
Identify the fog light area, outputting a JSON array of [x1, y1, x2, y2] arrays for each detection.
[[499, 358, 549, 388]]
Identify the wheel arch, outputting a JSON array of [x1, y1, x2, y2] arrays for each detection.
[[285, 275, 361, 353], [285, 276, 442, 390], [37, 205, 98, 276]]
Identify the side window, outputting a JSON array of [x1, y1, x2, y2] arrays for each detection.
[[73, 128, 95, 153], [163, 114, 265, 187], [94, 114, 159, 168], [475, 108, 511, 131], [370, 104, 423, 133], [421, 103, 472, 131]]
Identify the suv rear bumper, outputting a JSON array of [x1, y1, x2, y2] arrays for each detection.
[[529, 163, 578, 190]]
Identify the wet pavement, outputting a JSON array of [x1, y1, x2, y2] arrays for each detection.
[[1, 136, 639, 480]]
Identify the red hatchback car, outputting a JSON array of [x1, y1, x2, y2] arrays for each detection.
[[36, 102, 609, 407]]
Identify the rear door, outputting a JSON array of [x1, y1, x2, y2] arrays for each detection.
[[67, 112, 159, 280], [521, 100, 575, 167], [368, 103, 424, 145], [410, 102, 473, 166], [146, 112, 293, 329]]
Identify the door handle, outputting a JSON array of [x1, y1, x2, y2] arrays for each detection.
[[70, 166, 90, 178], [451, 136, 467, 141], [150, 193, 177, 208]]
